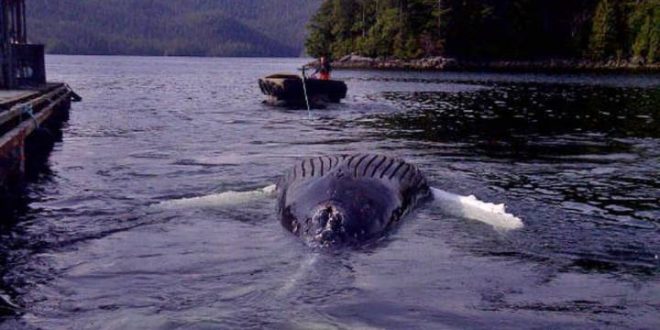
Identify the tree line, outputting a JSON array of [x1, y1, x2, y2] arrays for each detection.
[[306, 0, 659, 63]]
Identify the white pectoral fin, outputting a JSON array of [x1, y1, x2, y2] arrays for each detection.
[[157, 184, 277, 209], [431, 187, 524, 230]]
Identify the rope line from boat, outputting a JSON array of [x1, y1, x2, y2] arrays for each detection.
[[300, 67, 312, 118]]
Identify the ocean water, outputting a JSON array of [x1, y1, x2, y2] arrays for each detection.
[[0, 55, 658, 329]]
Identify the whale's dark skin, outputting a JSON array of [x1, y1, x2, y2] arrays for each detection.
[[276, 154, 431, 247]]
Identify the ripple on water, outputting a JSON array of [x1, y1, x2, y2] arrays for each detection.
[[0, 57, 659, 329]]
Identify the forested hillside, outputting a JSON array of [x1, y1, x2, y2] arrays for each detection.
[[27, 0, 322, 57], [306, 0, 659, 63]]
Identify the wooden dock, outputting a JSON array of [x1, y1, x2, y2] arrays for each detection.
[[0, 83, 79, 192], [0, 1, 81, 212]]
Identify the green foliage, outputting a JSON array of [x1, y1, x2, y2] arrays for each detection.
[[306, 0, 658, 63], [27, 0, 323, 57], [305, 1, 334, 57], [628, 0, 659, 63], [588, 0, 625, 60], [306, 0, 445, 59]]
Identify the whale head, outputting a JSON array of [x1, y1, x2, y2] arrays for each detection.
[[277, 154, 431, 248], [280, 175, 399, 247]]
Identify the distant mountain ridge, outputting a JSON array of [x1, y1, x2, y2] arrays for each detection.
[[26, 0, 322, 57]]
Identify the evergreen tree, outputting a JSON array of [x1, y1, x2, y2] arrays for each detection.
[[628, 0, 659, 63], [306, 1, 335, 57], [588, 0, 623, 60]]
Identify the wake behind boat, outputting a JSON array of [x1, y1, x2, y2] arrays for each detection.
[[258, 73, 347, 108]]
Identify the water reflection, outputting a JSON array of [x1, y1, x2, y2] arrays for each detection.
[[357, 81, 659, 274], [373, 84, 659, 141]]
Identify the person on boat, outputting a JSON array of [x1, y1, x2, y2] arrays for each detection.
[[311, 56, 332, 80]]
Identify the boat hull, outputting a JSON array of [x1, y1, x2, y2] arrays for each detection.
[[258, 74, 347, 107]]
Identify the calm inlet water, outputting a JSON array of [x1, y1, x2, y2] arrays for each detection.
[[1, 56, 659, 329]]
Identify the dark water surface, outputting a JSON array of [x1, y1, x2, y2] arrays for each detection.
[[1, 56, 659, 329]]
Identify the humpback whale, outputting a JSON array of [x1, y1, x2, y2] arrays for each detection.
[[276, 154, 431, 246], [158, 153, 523, 247]]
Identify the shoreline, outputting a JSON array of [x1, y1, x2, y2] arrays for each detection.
[[328, 55, 660, 74], [43, 53, 660, 74]]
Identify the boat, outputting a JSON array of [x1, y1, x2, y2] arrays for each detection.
[[258, 73, 347, 108]]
